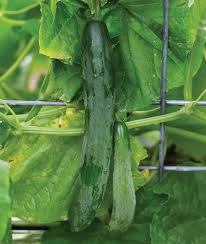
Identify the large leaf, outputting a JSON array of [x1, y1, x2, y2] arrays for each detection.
[[116, 10, 184, 111], [116, 0, 206, 111], [44, 60, 83, 102], [151, 168, 206, 244], [120, 0, 206, 59], [0, 160, 11, 243], [0, 109, 84, 224], [39, 2, 85, 63]]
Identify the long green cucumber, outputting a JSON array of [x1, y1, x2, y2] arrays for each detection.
[[70, 20, 114, 231], [109, 122, 136, 232]]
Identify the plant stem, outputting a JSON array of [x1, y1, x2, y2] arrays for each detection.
[[18, 125, 84, 136], [131, 107, 160, 116], [0, 15, 25, 26], [192, 108, 206, 122], [13, 94, 206, 137], [0, 38, 36, 84], [0, 112, 19, 128], [90, 0, 100, 18], [166, 126, 206, 144], [16, 109, 186, 136], [1, 83, 22, 100], [11, 93, 206, 137], [1, 2, 41, 15], [7, 107, 66, 122], [126, 109, 185, 130]]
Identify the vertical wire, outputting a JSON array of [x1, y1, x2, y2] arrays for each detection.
[[159, 0, 169, 181]]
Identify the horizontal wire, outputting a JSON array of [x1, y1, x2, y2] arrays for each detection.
[[1, 99, 206, 106], [138, 166, 206, 171], [154, 100, 206, 106], [0, 100, 66, 106]]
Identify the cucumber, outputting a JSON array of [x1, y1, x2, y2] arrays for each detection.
[[109, 122, 136, 232], [70, 20, 114, 231]]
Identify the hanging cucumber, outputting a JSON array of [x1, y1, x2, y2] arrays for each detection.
[[70, 20, 115, 231], [109, 122, 136, 232]]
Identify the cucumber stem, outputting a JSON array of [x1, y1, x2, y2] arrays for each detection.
[[166, 126, 206, 144], [6, 107, 66, 122], [17, 125, 84, 136], [11, 90, 206, 136], [126, 109, 184, 130], [0, 2, 42, 15], [130, 107, 160, 116], [0, 15, 25, 26], [17, 109, 185, 136], [0, 38, 36, 84], [94, 0, 100, 18]]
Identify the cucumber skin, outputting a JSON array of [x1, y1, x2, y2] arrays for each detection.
[[109, 122, 136, 232], [70, 20, 115, 231]]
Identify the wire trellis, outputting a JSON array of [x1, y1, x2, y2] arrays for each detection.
[[6, 0, 206, 231]]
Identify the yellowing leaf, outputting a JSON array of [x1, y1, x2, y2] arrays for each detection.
[[39, 2, 85, 63]]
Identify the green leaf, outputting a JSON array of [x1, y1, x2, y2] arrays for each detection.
[[116, 10, 184, 111], [12, 136, 82, 223], [130, 136, 148, 168], [116, 0, 206, 111], [104, 8, 121, 39], [45, 60, 83, 102], [0, 109, 84, 223], [151, 168, 206, 244], [120, 0, 206, 59], [0, 160, 11, 242], [39, 2, 85, 63]]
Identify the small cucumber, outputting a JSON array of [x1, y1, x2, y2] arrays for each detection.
[[70, 20, 115, 231], [109, 122, 136, 232]]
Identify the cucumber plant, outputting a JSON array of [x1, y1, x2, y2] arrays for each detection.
[[0, 0, 206, 243]]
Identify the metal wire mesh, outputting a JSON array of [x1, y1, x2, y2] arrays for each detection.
[[6, 0, 206, 231], [3, 0, 206, 178], [155, 0, 206, 177]]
